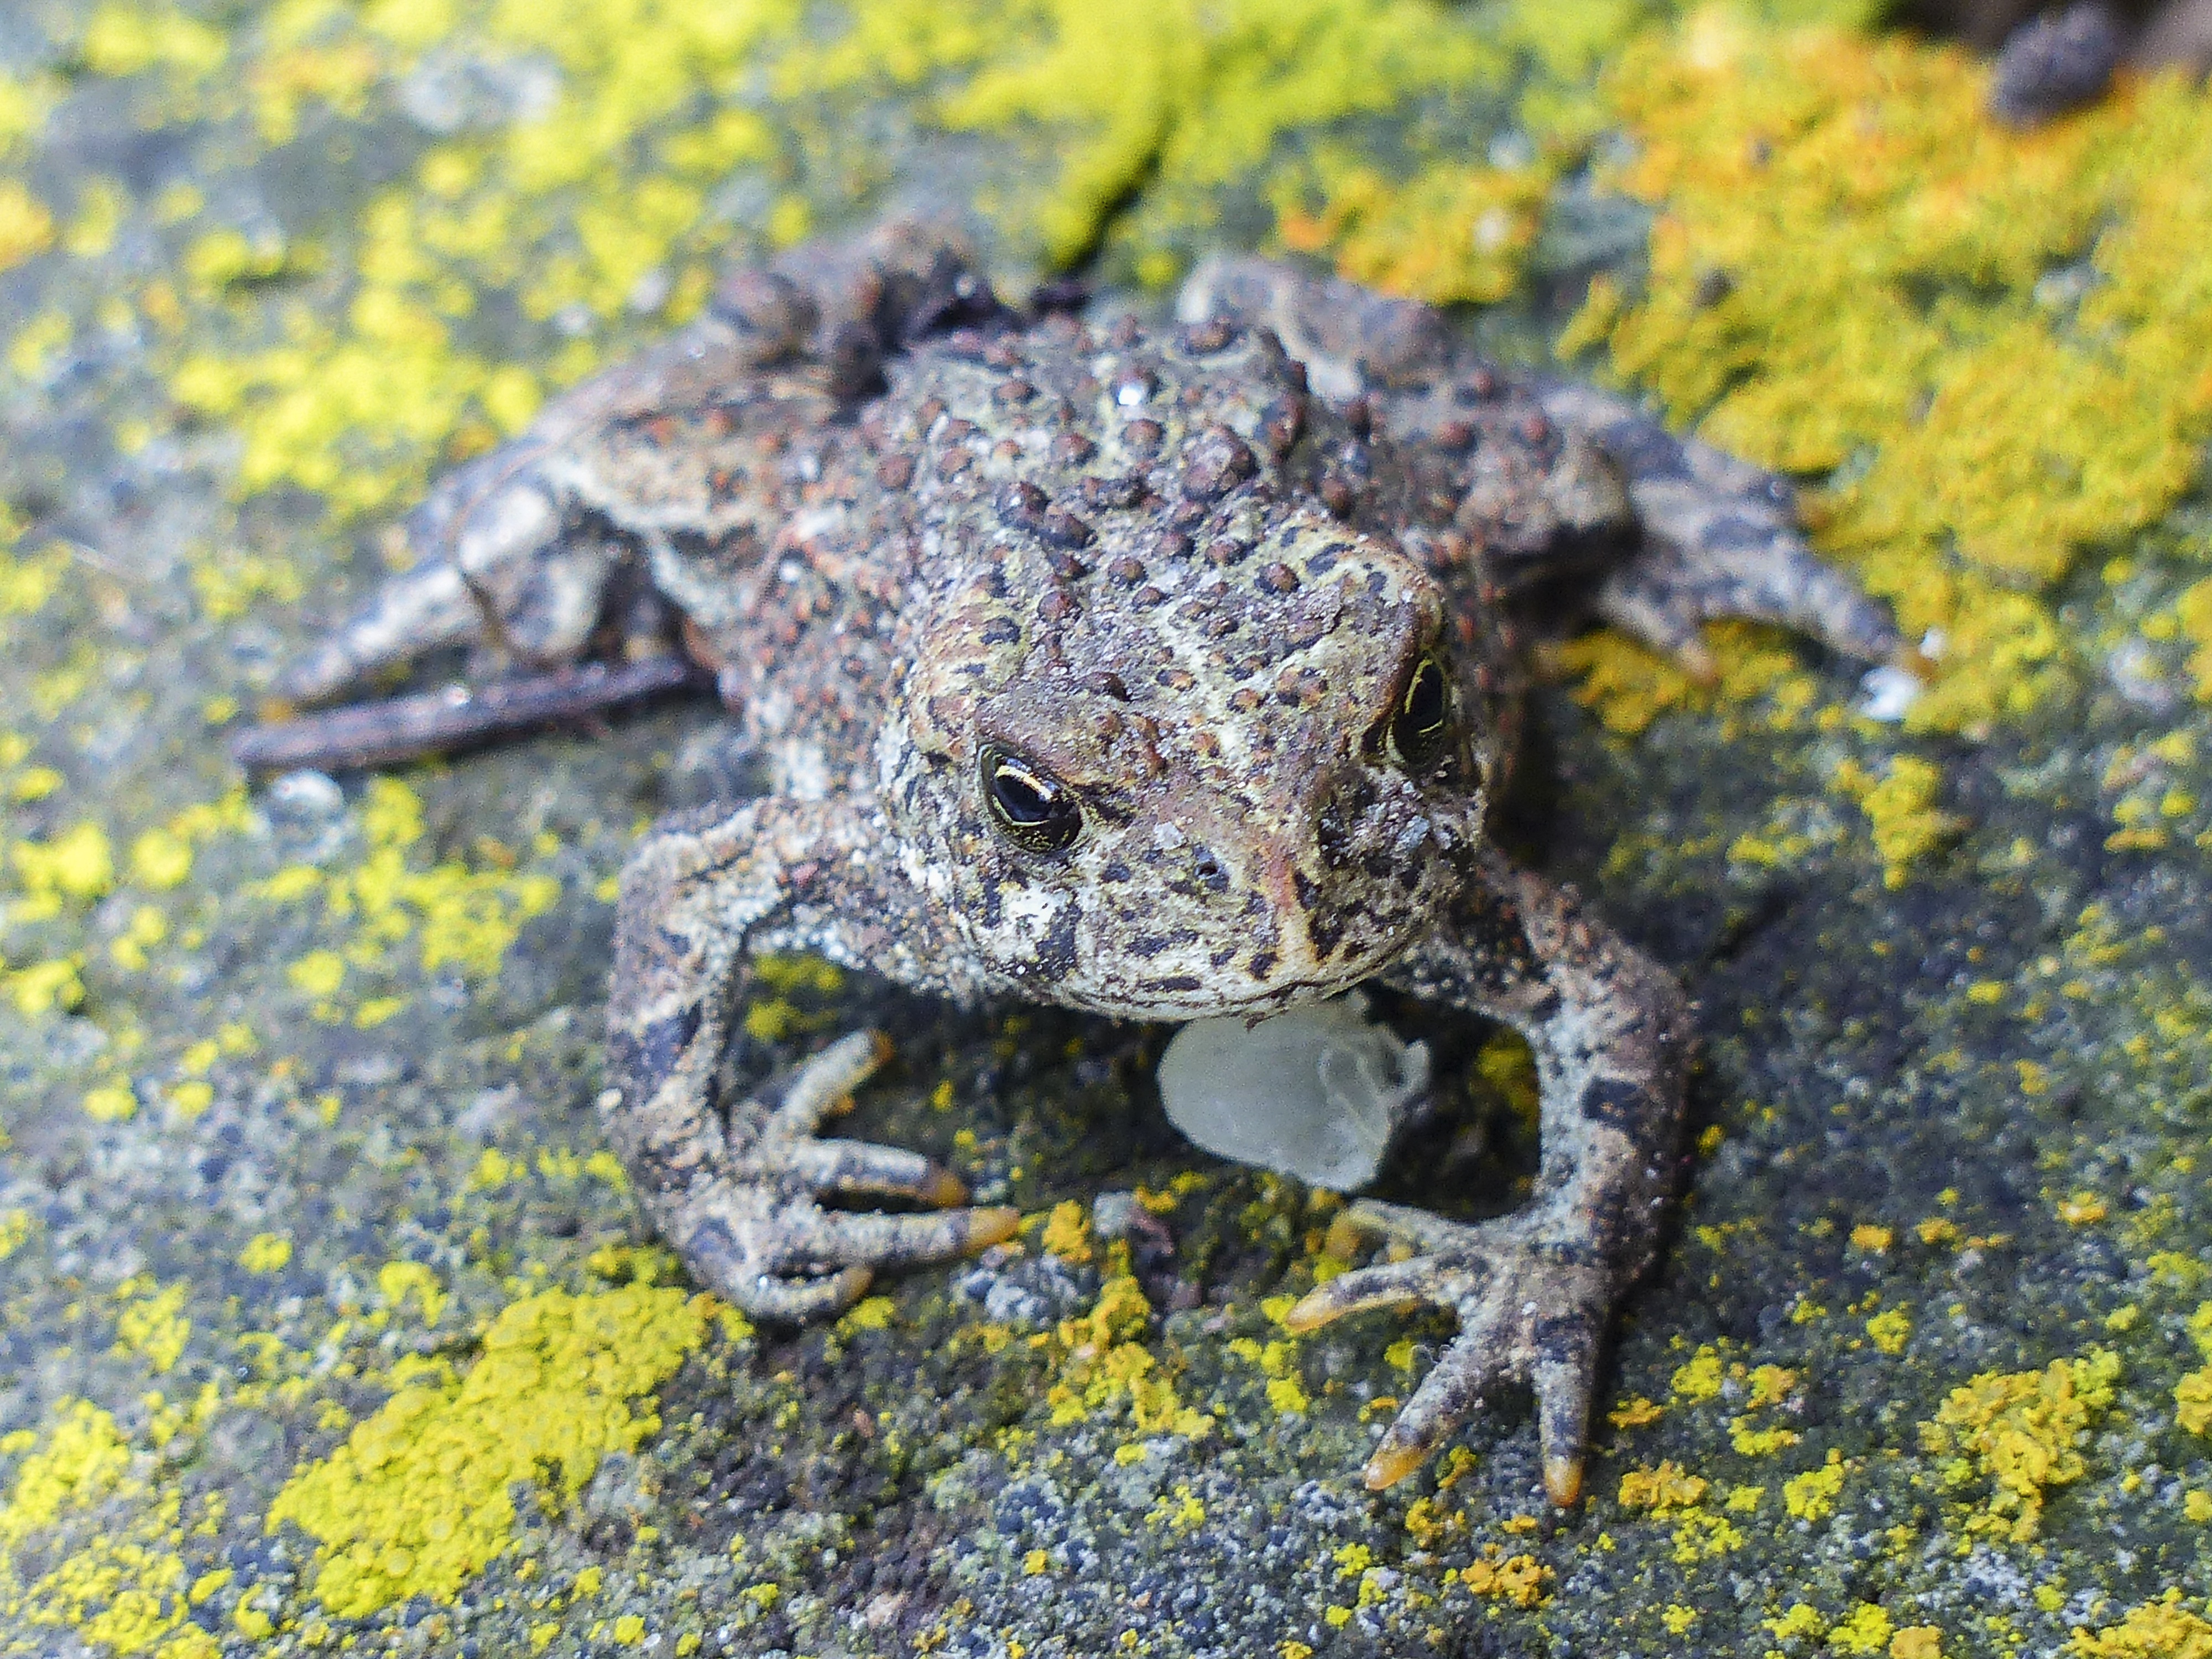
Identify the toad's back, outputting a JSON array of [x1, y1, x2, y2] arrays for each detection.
[[672, 307, 1578, 800]]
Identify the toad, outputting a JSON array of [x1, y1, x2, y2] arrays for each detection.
[[262, 218, 1900, 1504]]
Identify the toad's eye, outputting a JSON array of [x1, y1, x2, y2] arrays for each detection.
[[1386, 653, 1453, 774], [979, 744, 1084, 854]]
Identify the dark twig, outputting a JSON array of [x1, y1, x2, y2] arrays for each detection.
[[231, 656, 711, 773]]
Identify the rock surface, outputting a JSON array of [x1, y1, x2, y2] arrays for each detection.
[[1, 4, 2209, 1658]]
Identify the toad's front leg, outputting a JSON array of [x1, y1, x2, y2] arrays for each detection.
[[1288, 847, 1691, 1504], [604, 796, 1018, 1320]]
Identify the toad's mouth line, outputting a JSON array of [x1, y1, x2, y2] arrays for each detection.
[[1057, 935, 1425, 1025]]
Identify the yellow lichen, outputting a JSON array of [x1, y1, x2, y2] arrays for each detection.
[[286, 949, 346, 999], [1616, 1460, 1708, 1512], [1474, 1029, 1541, 1130], [0, 181, 54, 272], [237, 1233, 292, 1273], [80, 3, 227, 80], [1567, 15, 2212, 736], [376, 1261, 446, 1327], [2072, 1593, 2212, 1659], [1783, 1449, 1847, 1522], [1921, 1348, 2119, 1541], [112, 0, 1658, 541], [1277, 153, 1550, 307], [1730, 1420, 1802, 1457], [1669, 1343, 1725, 1401], [1608, 1395, 1662, 1428], [0, 1400, 226, 1656], [1455, 1545, 1552, 1608], [81, 1081, 138, 1123], [1830, 1604, 1896, 1655], [114, 1281, 191, 1374], [0, 1402, 132, 1545], [2176, 578, 2212, 702], [267, 1285, 707, 1617], [1048, 1248, 1211, 1438], [252, 778, 563, 1012], [1040, 1198, 1094, 1265], [1767, 1603, 1825, 1641], [7, 957, 86, 1018], [1866, 1308, 1912, 1355], [1833, 758, 1955, 888], [11, 821, 116, 902], [0, 546, 65, 617], [1553, 621, 1807, 738], [837, 1295, 895, 1333], [2174, 1304, 2212, 1437]]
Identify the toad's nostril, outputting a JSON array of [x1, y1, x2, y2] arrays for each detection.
[[1311, 768, 1373, 870], [1191, 846, 1229, 892], [1316, 806, 1351, 870]]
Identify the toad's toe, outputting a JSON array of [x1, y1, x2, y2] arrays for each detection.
[[1288, 1199, 1613, 1503]]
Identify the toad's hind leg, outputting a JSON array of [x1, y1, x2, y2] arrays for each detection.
[[1534, 382, 1901, 677], [1176, 255, 1902, 678], [274, 457, 642, 707], [270, 275, 821, 708], [275, 214, 1004, 709], [604, 796, 1019, 1320]]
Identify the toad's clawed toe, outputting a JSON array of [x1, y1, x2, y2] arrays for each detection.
[[1287, 1198, 1611, 1505], [666, 1031, 1019, 1321]]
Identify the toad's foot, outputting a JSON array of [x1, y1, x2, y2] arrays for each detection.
[[1285, 1197, 1610, 1506], [661, 1031, 1020, 1322]]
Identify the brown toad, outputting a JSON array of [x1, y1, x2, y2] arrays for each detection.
[[262, 219, 1900, 1505]]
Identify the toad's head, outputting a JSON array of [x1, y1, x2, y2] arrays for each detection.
[[880, 319, 1497, 1018]]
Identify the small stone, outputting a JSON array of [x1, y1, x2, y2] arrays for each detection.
[[268, 769, 345, 824], [1989, 1, 2123, 127]]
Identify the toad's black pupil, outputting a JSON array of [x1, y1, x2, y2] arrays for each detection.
[[993, 764, 1055, 824], [1392, 657, 1451, 770], [981, 745, 1083, 853]]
